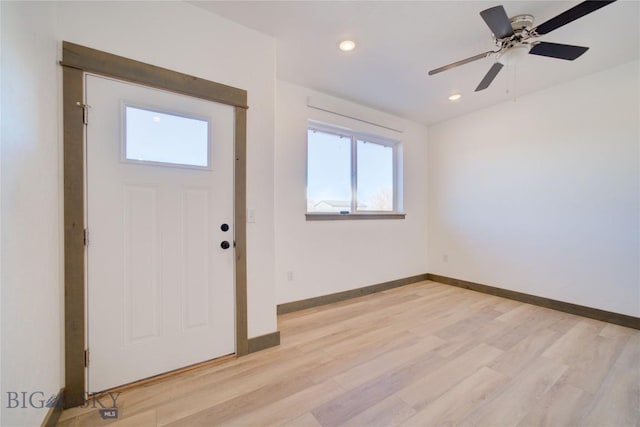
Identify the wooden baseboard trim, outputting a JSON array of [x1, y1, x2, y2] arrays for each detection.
[[277, 273, 430, 315], [40, 388, 64, 427], [248, 331, 281, 353], [427, 273, 640, 330]]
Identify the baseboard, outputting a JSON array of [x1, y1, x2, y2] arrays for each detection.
[[277, 273, 430, 315], [248, 331, 281, 353], [427, 273, 640, 330], [40, 388, 64, 427]]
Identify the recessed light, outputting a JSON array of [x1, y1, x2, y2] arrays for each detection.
[[448, 93, 462, 101], [339, 40, 356, 52]]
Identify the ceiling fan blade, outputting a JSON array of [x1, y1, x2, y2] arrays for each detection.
[[428, 51, 494, 76], [480, 5, 514, 39], [529, 42, 589, 60], [534, 0, 617, 35], [475, 62, 504, 91]]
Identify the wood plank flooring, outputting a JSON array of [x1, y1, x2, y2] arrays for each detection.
[[57, 281, 640, 426]]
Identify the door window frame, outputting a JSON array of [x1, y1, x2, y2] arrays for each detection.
[[61, 41, 250, 408]]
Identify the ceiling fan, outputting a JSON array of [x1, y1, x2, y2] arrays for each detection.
[[429, 1, 617, 91]]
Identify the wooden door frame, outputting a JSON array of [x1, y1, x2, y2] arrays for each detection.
[[61, 41, 249, 408]]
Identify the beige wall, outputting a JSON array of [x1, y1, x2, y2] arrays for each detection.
[[428, 60, 640, 317], [274, 80, 429, 304]]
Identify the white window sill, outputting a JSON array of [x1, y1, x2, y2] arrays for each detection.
[[305, 213, 406, 221]]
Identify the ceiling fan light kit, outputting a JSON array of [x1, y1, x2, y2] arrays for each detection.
[[428, 1, 617, 92], [497, 45, 530, 66]]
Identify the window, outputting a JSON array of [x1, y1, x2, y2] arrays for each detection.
[[307, 122, 401, 216], [124, 105, 210, 168]]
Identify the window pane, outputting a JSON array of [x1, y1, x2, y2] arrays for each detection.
[[125, 106, 209, 168], [357, 140, 393, 211], [307, 130, 352, 212]]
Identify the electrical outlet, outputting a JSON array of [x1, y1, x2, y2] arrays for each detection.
[[443, 254, 448, 263], [287, 271, 294, 281]]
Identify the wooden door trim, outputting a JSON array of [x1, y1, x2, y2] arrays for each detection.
[[61, 42, 248, 108], [61, 41, 249, 408]]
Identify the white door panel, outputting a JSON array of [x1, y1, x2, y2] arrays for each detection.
[[86, 75, 235, 392]]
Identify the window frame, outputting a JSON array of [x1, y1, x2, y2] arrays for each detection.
[[121, 101, 213, 170], [306, 121, 404, 220]]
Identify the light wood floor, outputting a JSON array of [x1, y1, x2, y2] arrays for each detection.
[[58, 280, 640, 426]]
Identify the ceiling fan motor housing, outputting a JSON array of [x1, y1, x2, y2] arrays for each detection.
[[510, 14, 535, 31]]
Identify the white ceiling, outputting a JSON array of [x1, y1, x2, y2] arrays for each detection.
[[192, 1, 639, 125]]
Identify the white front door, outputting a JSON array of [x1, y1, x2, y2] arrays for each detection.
[[85, 74, 235, 393]]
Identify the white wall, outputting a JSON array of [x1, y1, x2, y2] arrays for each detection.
[[275, 80, 429, 304], [428, 60, 640, 317], [1, 2, 276, 425], [1, 3, 62, 425], [0, 2, 3, 426]]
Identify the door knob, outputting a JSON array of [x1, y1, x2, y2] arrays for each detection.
[[220, 240, 230, 250], [220, 223, 229, 232]]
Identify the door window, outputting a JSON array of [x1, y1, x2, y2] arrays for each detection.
[[124, 105, 210, 168]]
